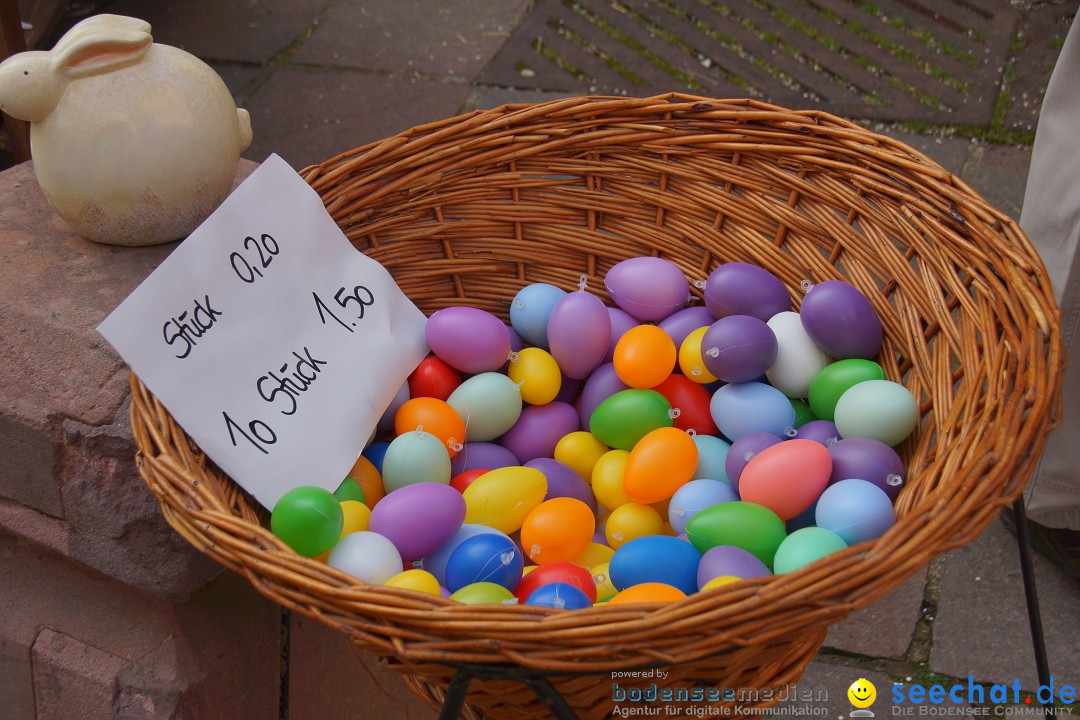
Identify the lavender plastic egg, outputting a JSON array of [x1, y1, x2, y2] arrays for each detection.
[[547, 291, 612, 379], [555, 374, 583, 405], [426, 307, 512, 374], [710, 381, 796, 441], [605, 256, 690, 321], [526, 457, 598, 514], [451, 442, 520, 475], [659, 306, 716, 348], [578, 363, 629, 427], [605, 307, 640, 362], [697, 545, 772, 589], [794, 419, 840, 446], [725, 431, 783, 494], [369, 483, 466, 561], [815, 479, 895, 545], [800, 280, 883, 360], [827, 436, 905, 500], [668, 479, 738, 535], [499, 402, 579, 462], [701, 315, 778, 383], [703, 262, 790, 321], [510, 283, 567, 348]]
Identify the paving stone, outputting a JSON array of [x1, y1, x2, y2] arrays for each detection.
[[294, 0, 531, 77], [824, 566, 927, 660], [773, 660, 895, 717], [105, 0, 328, 65], [462, 87, 583, 113], [32, 627, 129, 720], [209, 63, 263, 100], [930, 518, 1080, 690], [959, 143, 1033, 222], [242, 68, 471, 170], [875, 129, 972, 177]]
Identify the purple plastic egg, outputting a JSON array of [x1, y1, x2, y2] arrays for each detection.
[[704, 262, 790, 321], [827, 436, 905, 500], [369, 483, 466, 562], [377, 380, 411, 433], [799, 280, 883, 360], [701, 315, 779, 383], [697, 545, 772, 589], [725, 431, 783, 494], [499, 402, 579, 462], [659, 306, 716, 349], [794, 419, 840, 446], [451, 442, 520, 475], [426, 307, 512, 374], [605, 256, 690, 321], [547, 292, 612, 379], [526, 457, 598, 514], [605, 307, 640, 362], [555, 374, 583, 405], [578, 363, 629, 427]]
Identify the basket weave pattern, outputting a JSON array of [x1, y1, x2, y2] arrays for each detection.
[[130, 95, 1062, 720]]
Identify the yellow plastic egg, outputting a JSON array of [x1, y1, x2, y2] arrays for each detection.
[[384, 569, 441, 596], [591, 561, 618, 601], [463, 466, 548, 533], [591, 449, 634, 509], [554, 431, 609, 481], [605, 503, 664, 549], [507, 347, 562, 405], [339, 500, 371, 538], [575, 542, 615, 568], [678, 326, 718, 384], [702, 575, 741, 591]]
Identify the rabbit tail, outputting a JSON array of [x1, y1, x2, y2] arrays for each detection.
[[237, 108, 253, 152]]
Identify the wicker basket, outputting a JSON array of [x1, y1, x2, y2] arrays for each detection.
[[130, 94, 1063, 720]]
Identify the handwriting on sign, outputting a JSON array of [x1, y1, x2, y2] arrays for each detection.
[[313, 284, 375, 332], [162, 295, 224, 359], [257, 346, 330, 416], [230, 233, 279, 284]]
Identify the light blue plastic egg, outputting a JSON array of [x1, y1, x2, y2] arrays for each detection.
[[510, 283, 567, 348], [833, 379, 919, 447], [815, 479, 895, 545], [692, 434, 732, 482], [446, 372, 523, 441], [668, 479, 739, 535], [381, 430, 451, 492], [709, 381, 796, 441]]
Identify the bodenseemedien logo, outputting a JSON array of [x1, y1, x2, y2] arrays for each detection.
[[848, 678, 877, 718]]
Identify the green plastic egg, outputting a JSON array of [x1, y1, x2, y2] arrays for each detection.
[[789, 398, 817, 428], [807, 359, 886, 421], [589, 389, 673, 450], [270, 486, 344, 557], [686, 501, 787, 568], [834, 379, 919, 447], [773, 527, 848, 574], [333, 476, 366, 504], [450, 582, 518, 604]]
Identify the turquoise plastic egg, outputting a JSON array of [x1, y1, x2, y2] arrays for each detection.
[[446, 372, 523, 441], [807, 359, 886, 421], [608, 535, 702, 595], [772, 527, 848, 574], [510, 282, 567, 348], [691, 433, 731, 482], [709, 381, 796, 441], [833, 379, 919, 447], [668, 479, 738, 535], [686, 501, 787, 568], [766, 311, 830, 398], [589, 389, 674, 450], [381, 430, 451, 492]]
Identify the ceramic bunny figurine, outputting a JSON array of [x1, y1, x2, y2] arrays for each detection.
[[0, 14, 253, 246]]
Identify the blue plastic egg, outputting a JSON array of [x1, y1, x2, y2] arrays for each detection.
[[710, 381, 796, 441], [510, 283, 567, 348], [362, 441, 390, 473], [421, 524, 500, 586], [608, 535, 702, 595], [444, 531, 524, 592], [692, 434, 731, 482], [668, 479, 739, 535], [815, 479, 895, 545], [524, 582, 594, 610]]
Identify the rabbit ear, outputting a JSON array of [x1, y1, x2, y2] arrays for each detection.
[[53, 17, 152, 79]]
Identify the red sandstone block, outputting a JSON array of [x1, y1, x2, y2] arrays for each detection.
[[32, 628, 129, 720]]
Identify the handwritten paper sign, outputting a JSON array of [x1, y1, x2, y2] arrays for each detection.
[[99, 154, 429, 509]]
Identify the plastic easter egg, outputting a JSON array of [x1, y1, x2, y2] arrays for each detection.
[[766, 311, 830, 398], [704, 262, 789, 321], [701, 315, 778, 383], [772, 527, 848, 574], [339, 500, 371, 537], [521, 498, 595, 565], [668, 479, 739, 535], [408, 356, 462, 401], [377, 380, 411, 433], [362, 441, 390, 473], [500, 402, 579, 462], [591, 449, 634, 509], [795, 419, 840, 446], [395, 397, 467, 457], [696, 545, 772, 589], [420, 524, 500, 586], [505, 324, 525, 359], [513, 561, 597, 603], [326, 531, 402, 584], [451, 442, 519, 475], [575, 542, 614, 568], [450, 582, 517, 604], [446, 372, 523, 441], [613, 325, 677, 388], [800, 280, 883, 360], [555, 373, 582, 405], [590, 562, 618, 601], [384, 569, 441, 596], [609, 535, 701, 594], [737, 439, 831, 520], [834, 380, 919, 447], [605, 307, 640, 362], [450, 468, 489, 494], [510, 282, 567, 348], [653, 374, 718, 436], [334, 476, 366, 504], [369, 483, 466, 562], [346, 454, 384, 507], [608, 582, 687, 605], [554, 431, 609, 482], [724, 431, 782, 494], [686, 501, 787, 568], [445, 532, 524, 592], [526, 457, 597, 513], [547, 291, 612, 379], [426, 306, 512, 374], [816, 479, 895, 545], [525, 582, 593, 610], [589, 389, 673, 450], [659, 306, 716, 349], [506, 348, 562, 406], [701, 576, 741, 591], [828, 437, 905, 500], [807, 359, 886, 421], [577, 363, 629, 427], [381, 431, 451, 492], [623, 427, 698, 504], [678, 326, 719, 384], [271, 486, 344, 557], [604, 503, 664, 549], [789, 398, 816, 428], [691, 434, 731, 482], [605, 256, 690, 321], [710, 381, 796, 441], [463, 466, 548, 533]]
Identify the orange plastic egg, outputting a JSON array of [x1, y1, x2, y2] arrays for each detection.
[[521, 497, 596, 565], [607, 582, 687, 605], [623, 427, 698, 504], [394, 397, 466, 457], [346, 455, 384, 508], [613, 325, 677, 388]]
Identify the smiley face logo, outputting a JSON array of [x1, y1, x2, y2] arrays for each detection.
[[847, 678, 877, 709]]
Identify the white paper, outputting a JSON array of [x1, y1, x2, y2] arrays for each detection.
[[99, 154, 429, 509]]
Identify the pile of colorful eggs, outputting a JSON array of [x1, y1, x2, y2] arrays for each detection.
[[270, 257, 915, 609]]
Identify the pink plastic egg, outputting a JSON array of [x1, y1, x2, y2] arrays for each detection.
[[426, 307, 511, 374], [547, 291, 612, 379], [605, 256, 690, 321], [738, 439, 832, 520]]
